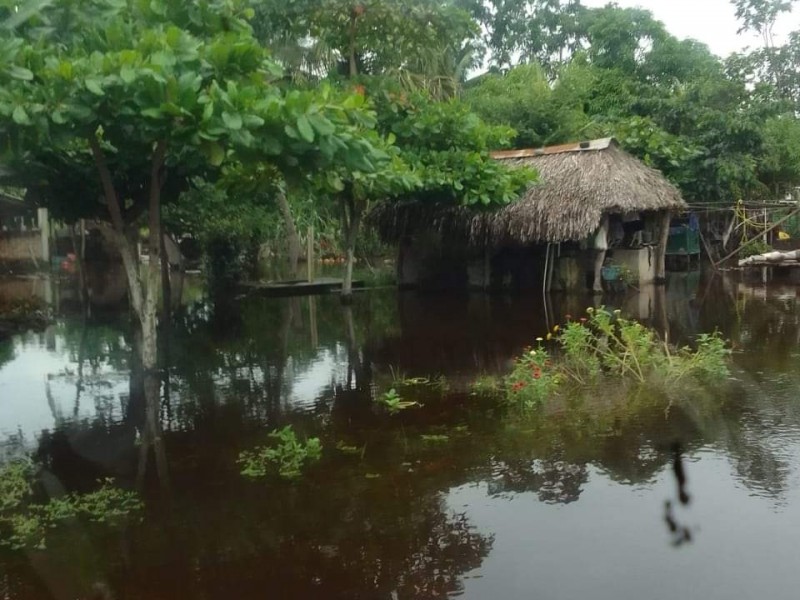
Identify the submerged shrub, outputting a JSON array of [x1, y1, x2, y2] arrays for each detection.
[[238, 426, 322, 479], [0, 461, 142, 551], [505, 346, 560, 410], [376, 388, 420, 414], [502, 308, 731, 410]]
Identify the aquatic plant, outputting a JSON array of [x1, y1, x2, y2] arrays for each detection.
[[376, 388, 420, 414], [503, 308, 731, 409], [420, 434, 450, 444], [470, 374, 503, 395], [506, 346, 560, 410], [238, 426, 322, 479], [0, 461, 142, 551]]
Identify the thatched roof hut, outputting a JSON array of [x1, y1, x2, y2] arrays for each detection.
[[372, 138, 687, 247]]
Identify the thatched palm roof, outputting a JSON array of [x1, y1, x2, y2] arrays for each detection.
[[372, 138, 687, 246]]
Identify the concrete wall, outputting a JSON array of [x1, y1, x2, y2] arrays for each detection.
[[0, 230, 46, 264], [0, 208, 49, 269], [612, 246, 657, 284]]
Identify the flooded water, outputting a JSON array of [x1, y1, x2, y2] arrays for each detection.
[[2, 272, 800, 599]]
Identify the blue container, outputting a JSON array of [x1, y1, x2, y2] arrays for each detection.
[[601, 265, 621, 281]]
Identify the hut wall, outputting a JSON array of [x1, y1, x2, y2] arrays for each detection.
[[397, 232, 471, 289], [552, 256, 585, 291], [612, 247, 657, 284]]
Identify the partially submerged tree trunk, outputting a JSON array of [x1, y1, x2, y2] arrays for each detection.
[[89, 134, 169, 488], [340, 194, 362, 301], [276, 189, 302, 277]]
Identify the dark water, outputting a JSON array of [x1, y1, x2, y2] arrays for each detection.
[[2, 273, 800, 599]]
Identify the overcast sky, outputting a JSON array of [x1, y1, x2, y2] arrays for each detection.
[[582, 0, 800, 57]]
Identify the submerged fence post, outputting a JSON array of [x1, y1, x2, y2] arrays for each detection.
[[307, 224, 314, 283]]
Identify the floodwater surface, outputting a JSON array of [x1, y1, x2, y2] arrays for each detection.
[[2, 273, 800, 599]]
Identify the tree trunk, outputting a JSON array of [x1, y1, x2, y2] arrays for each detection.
[[276, 190, 302, 277], [89, 134, 169, 489], [348, 13, 358, 78], [341, 196, 361, 300]]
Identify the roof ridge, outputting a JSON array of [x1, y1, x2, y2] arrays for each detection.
[[491, 137, 615, 160]]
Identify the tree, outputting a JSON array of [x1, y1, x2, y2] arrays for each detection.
[[253, 0, 480, 97], [732, 0, 795, 48], [464, 62, 590, 147], [0, 0, 390, 472]]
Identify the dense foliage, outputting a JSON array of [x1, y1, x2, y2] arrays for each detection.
[[457, 0, 800, 205]]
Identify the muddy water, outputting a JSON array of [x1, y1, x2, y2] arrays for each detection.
[[2, 274, 800, 599]]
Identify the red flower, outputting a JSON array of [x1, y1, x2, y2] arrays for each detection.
[[579, 317, 587, 323], [533, 371, 541, 380]]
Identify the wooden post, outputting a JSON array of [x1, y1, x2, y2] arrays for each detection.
[[483, 245, 491, 290], [309, 296, 318, 348], [592, 216, 609, 293], [37, 207, 49, 265], [715, 207, 800, 267], [655, 210, 671, 283], [306, 224, 314, 283], [592, 249, 606, 293]]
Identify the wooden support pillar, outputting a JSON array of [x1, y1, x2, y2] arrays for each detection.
[[592, 249, 606, 293], [483, 245, 491, 290], [592, 216, 609, 293], [655, 210, 671, 283], [37, 207, 50, 265], [306, 224, 314, 282]]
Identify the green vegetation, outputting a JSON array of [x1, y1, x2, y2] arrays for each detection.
[[238, 426, 322, 479], [0, 296, 49, 340], [0, 460, 142, 551], [502, 308, 731, 410], [469, 374, 503, 396], [376, 388, 420, 414]]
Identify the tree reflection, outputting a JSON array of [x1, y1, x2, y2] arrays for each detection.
[[12, 279, 800, 597]]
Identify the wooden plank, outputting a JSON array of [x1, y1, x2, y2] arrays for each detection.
[[239, 277, 365, 297]]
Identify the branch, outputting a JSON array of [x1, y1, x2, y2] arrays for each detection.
[[88, 134, 126, 234]]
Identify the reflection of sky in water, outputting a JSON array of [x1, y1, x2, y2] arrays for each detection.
[[1, 330, 128, 450], [0, 329, 347, 450], [450, 451, 800, 600]]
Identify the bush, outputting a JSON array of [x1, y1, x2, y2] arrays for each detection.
[[0, 461, 142, 550], [499, 307, 731, 411], [238, 426, 322, 479]]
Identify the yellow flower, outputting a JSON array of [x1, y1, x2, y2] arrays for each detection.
[[546, 333, 553, 340], [553, 325, 560, 332]]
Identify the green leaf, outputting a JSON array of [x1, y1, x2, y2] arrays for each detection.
[[308, 113, 335, 136], [12, 105, 31, 125], [284, 124, 298, 139], [141, 107, 163, 119], [262, 137, 282, 154], [327, 172, 345, 192], [85, 78, 104, 96], [242, 114, 264, 128], [202, 101, 214, 121], [8, 65, 33, 81], [120, 66, 136, 84], [296, 115, 314, 143], [221, 111, 242, 130], [202, 142, 226, 166]]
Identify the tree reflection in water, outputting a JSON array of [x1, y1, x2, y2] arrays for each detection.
[[6, 282, 800, 597]]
